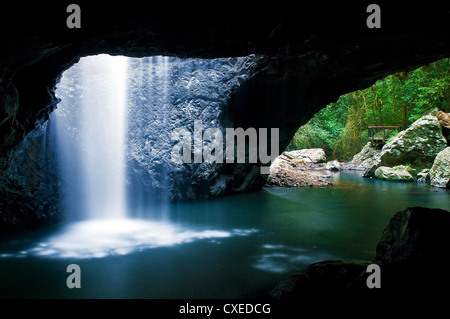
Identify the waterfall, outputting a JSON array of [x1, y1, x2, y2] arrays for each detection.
[[53, 54, 128, 220], [1, 54, 261, 260], [53, 54, 175, 221]]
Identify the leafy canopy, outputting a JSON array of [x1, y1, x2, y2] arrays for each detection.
[[286, 58, 449, 161]]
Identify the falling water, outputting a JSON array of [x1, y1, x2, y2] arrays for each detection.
[[126, 55, 173, 217], [53, 54, 174, 221], [53, 54, 128, 220]]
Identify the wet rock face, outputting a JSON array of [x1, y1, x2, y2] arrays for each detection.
[[0, 123, 61, 230], [125, 56, 263, 201]]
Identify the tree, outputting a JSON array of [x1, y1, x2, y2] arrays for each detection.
[[393, 71, 409, 130]]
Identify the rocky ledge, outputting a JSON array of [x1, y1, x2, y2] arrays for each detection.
[[265, 150, 333, 188]]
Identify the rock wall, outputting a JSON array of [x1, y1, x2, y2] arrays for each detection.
[[125, 56, 263, 201], [0, 123, 61, 230]]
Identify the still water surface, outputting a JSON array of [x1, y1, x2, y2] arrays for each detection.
[[1, 172, 449, 298]]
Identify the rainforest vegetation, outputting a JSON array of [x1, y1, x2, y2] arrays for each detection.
[[286, 58, 450, 160]]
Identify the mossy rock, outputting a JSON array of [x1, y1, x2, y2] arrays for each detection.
[[374, 165, 416, 181]]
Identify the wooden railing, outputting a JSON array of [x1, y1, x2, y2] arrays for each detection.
[[368, 126, 401, 145]]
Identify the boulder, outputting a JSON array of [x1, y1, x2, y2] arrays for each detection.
[[416, 168, 430, 182], [374, 165, 417, 182], [376, 207, 450, 264], [364, 114, 447, 177], [269, 149, 326, 175], [265, 168, 333, 188], [348, 142, 381, 170], [437, 110, 450, 146], [374, 206, 450, 291], [429, 147, 450, 188], [267, 148, 332, 187], [283, 149, 327, 164], [325, 159, 342, 171]]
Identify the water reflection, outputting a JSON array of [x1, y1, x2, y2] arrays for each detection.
[[252, 244, 335, 273], [0, 219, 258, 259]]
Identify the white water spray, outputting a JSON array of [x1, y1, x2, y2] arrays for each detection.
[[54, 54, 128, 219]]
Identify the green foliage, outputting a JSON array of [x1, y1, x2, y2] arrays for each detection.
[[285, 122, 331, 151], [403, 59, 449, 121], [386, 129, 400, 143], [339, 98, 368, 160], [286, 58, 449, 161]]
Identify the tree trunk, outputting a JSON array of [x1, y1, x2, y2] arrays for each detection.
[[396, 71, 409, 130], [401, 103, 407, 130], [372, 85, 383, 126]]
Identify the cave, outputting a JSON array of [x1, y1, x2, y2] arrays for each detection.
[[1, 1, 450, 302]]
